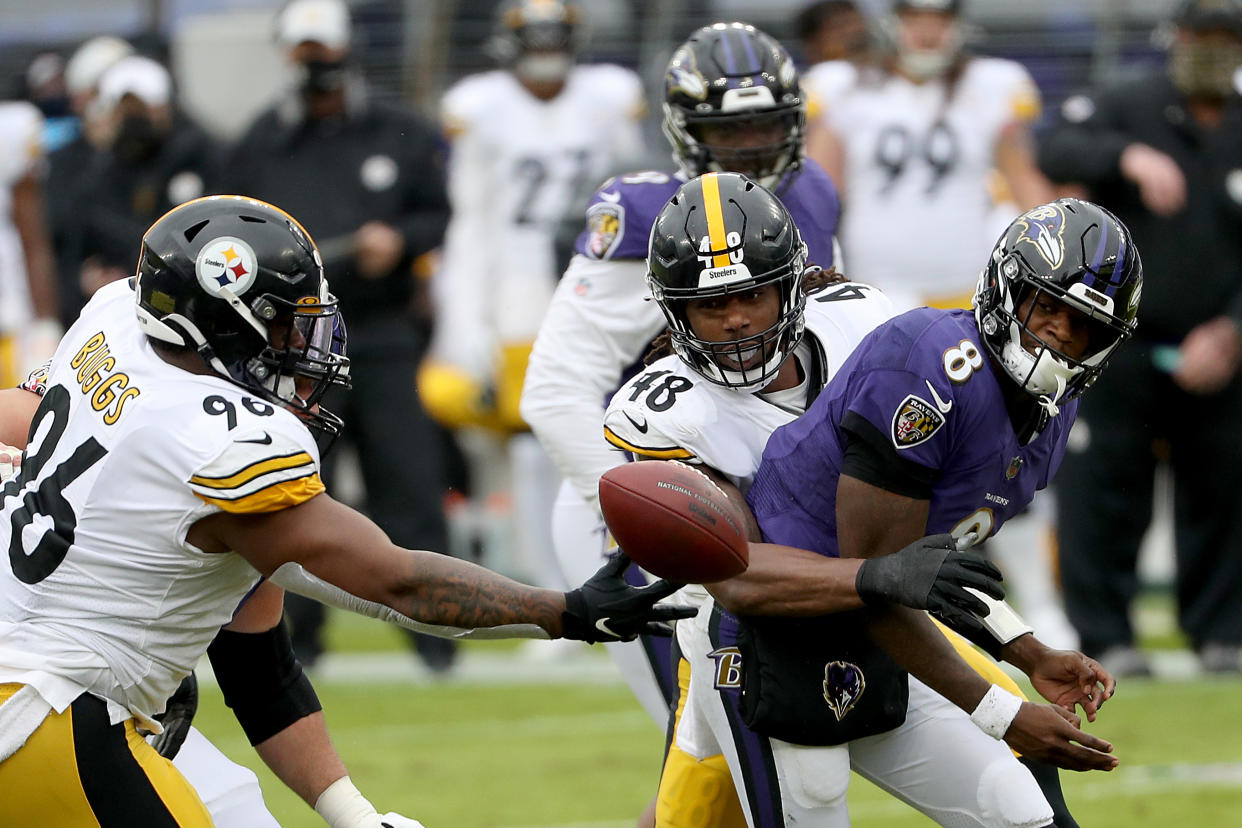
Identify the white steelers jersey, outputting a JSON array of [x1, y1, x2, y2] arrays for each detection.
[[604, 281, 894, 491], [0, 101, 43, 332], [0, 280, 324, 726], [808, 58, 1040, 306], [435, 64, 645, 351]]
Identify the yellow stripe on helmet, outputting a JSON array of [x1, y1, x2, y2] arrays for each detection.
[[699, 173, 732, 268]]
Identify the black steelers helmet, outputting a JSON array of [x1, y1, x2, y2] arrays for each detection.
[[974, 198, 1142, 413], [135, 195, 350, 435], [647, 172, 808, 391], [662, 22, 805, 191]]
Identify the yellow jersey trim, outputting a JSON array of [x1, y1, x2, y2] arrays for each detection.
[[190, 451, 314, 490], [195, 474, 325, 513], [603, 427, 695, 460]]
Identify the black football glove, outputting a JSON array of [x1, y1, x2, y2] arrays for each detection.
[[855, 533, 1004, 630], [149, 672, 198, 760], [562, 552, 697, 643]]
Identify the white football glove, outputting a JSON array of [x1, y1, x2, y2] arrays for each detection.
[[380, 814, 426, 828]]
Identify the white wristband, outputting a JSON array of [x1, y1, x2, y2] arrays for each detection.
[[314, 776, 381, 828], [969, 684, 1023, 740]]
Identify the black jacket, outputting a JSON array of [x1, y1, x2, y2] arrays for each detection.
[[1038, 72, 1242, 342], [224, 89, 449, 326]]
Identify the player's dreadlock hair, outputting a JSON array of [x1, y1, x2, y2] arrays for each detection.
[[644, 266, 850, 364]]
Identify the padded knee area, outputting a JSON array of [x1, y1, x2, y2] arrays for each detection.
[[772, 738, 851, 810], [977, 755, 1054, 828], [656, 748, 747, 828]]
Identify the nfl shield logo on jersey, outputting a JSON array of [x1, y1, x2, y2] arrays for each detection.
[[891, 394, 945, 449], [823, 660, 866, 721]]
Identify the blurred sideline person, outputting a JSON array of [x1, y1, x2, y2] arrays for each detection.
[[1038, 0, 1242, 676], [703, 197, 1140, 826], [794, 0, 871, 67], [46, 36, 134, 328], [224, 0, 456, 671], [0, 195, 690, 828], [73, 55, 220, 303], [524, 20, 838, 725], [420, 0, 645, 594], [803, 0, 1075, 651], [0, 100, 59, 389]]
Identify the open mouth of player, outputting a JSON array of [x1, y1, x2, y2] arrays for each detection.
[[713, 340, 767, 371]]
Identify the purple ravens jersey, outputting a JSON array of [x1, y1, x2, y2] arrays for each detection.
[[748, 308, 1078, 555], [574, 160, 841, 269]]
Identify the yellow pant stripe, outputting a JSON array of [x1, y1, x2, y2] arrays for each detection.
[[656, 658, 748, 828]]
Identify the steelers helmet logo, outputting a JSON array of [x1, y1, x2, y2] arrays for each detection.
[[195, 236, 258, 296]]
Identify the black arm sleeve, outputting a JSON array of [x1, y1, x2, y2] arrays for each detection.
[[207, 622, 322, 746], [839, 411, 939, 499]]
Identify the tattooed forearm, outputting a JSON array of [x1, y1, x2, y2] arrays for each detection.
[[394, 551, 567, 636]]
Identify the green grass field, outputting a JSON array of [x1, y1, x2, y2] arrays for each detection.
[[192, 606, 1242, 827]]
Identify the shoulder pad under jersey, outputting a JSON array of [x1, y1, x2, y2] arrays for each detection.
[[603, 357, 707, 462], [187, 408, 324, 515]]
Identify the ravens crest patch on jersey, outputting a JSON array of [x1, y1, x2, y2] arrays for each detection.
[[891, 393, 945, 448], [584, 200, 624, 259]]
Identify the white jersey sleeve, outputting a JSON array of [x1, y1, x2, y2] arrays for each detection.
[[520, 253, 665, 507], [0, 102, 43, 187], [187, 425, 323, 514], [979, 57, 1042, 126], [801, 60, 859, 127], [604, 356, 795, 491]]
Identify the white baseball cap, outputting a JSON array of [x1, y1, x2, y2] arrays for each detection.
[[275, 0, 352, 50], [65, 36, 134, 97], [98, 56, 172, 108]]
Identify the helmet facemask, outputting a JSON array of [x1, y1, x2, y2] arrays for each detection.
[[651, 248, 808, 393], [664, 99, 805, 191], [490, 0, 579, 84], [243, 285, 350, 435]]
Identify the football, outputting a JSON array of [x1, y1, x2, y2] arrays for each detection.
[[598, 460, 750, 584]]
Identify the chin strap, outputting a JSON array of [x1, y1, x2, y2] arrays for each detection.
[[1035, 373, 1066, 418]]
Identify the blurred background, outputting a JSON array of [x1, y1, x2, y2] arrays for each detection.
[[1, 0, 1239, 825], [0, 0, 1183, 141]]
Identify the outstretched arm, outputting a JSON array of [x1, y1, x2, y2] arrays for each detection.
[[191, 492, 690, 643], [699, 467, 999, 621]]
